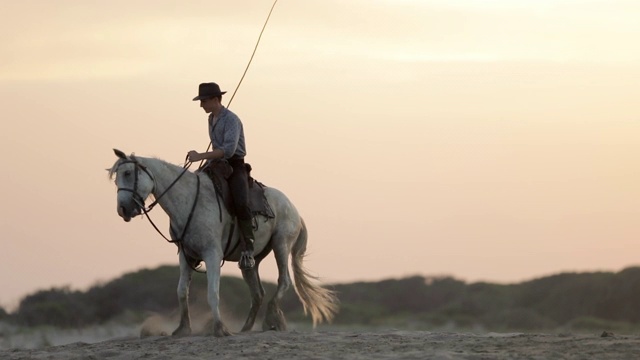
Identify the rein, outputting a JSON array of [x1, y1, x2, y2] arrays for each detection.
[[198, 0, 279, 170], [117, 158, 205, 272], [145, 158, 193, 212], [117, 157, 239, 271]]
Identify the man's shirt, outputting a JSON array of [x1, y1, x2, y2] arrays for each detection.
[[208, 107, 247, 159]]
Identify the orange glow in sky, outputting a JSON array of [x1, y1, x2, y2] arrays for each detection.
[[0, 0, 639, 308]]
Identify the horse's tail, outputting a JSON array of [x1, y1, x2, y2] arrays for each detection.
[[291, 218, 339, 327]]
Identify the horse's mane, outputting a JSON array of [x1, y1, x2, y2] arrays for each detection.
[[107, 155, 184, 180], [108, 154, 200, 209]]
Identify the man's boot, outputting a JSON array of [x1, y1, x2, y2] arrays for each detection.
[[237, 218, 256, 270]]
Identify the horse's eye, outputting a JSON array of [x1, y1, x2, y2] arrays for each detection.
[[124, 170, 131, 176]]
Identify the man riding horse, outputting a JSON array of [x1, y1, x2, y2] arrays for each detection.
[[187, 82, 255, 270]]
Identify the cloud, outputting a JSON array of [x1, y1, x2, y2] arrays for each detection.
[[0, 2, 267, 82], [1, 0, 639, 83]]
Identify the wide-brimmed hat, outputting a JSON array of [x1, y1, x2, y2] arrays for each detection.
[[192, 82, 227, 101]]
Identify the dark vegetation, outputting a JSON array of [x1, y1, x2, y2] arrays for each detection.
[[7, 266, 640, 332]]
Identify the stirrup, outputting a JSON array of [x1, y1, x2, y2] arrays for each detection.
[[239, 250, 255, 270]]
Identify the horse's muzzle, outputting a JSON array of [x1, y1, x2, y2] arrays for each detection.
[[118, 204, 140, 222]]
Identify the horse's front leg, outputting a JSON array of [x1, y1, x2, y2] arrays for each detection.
[[203, 251, 233, 337], [172, 250, 193, 337]]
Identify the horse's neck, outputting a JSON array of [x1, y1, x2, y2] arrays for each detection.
[[139, 157, 198, 222]]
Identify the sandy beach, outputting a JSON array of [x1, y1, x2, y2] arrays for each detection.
[[3, 330, 640, 360]]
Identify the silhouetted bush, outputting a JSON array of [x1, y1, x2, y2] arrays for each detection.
[[10, 265, 640, 331], [15, 287, 93, 328]]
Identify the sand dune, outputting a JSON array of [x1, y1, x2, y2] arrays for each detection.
[[3, 330, 640, 360]]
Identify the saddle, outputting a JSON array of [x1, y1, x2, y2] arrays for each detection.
[[201, 160, 275, 221]]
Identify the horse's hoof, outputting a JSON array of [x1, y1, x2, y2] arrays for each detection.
[[172, 326, 192, 337], [263, 303, 287, 331], [240, 325, 252, 332], [262, 322, 286, 331], [211, 321, 233, 337]]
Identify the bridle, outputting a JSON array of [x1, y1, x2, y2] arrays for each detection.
[[116, 158, 201, 268], [116, 159, 157, 213], [116, 157, 193, 217], [116, 156, 239, 271]]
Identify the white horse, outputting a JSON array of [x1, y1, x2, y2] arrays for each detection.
[[108, 149, 338, 336]]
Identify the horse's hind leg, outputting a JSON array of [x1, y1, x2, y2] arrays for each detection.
[[263, 237, 293, 331], [240, 243, 272, 332], [240, 260, 265, 332]]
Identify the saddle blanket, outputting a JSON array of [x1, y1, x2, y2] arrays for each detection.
[[201, 160, 275, 220]]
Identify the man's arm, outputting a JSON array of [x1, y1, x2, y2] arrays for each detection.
[[187, 148, 224, 162]]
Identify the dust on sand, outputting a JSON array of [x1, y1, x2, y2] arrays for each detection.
[[3, 330, 640, 360]]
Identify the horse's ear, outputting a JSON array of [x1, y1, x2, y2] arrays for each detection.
[[113, 149, 127, 159]]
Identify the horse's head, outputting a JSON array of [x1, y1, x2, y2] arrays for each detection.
[[109, 149, 155, 222]]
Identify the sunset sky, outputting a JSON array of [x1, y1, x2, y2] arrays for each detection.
[[1, 0, 639, 308]]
